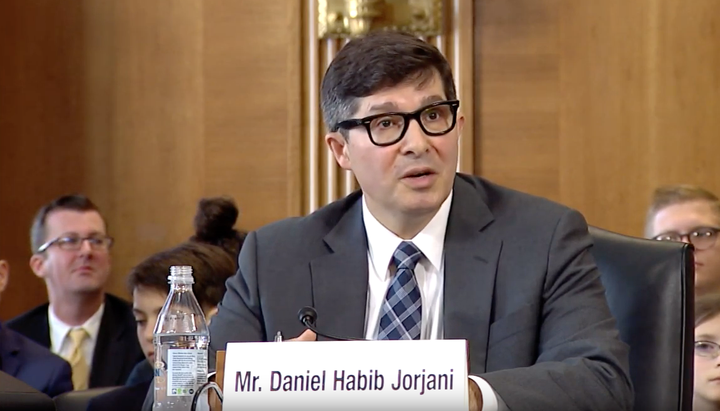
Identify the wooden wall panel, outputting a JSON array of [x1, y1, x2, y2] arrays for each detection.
[[0, 1, 87, 319], [558, 1, 653, 234], [90, 0, 207, 302], [203, 0, 302, 224], [652, 0, 720, 189], [0, 0, 302, 318], [475, 0, 561, 200], [475, 0, 720, 236]]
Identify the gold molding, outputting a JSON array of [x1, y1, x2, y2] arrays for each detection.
[[318, 0, 443, 39]]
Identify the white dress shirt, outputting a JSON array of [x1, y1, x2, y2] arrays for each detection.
[[48, 303, 105, 376], [361, 193, 500, 411]]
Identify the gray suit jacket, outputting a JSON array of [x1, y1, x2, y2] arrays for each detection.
[[145, 174, 633, 411]]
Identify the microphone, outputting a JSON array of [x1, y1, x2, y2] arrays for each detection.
[[297, 306, 365, 341]]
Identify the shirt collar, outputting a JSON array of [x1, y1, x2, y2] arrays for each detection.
[[362, 191, 453, 279], [48, 302, 105, 349]]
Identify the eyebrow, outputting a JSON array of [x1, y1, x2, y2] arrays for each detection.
[[365, 94, 447, 115], [366, 101, 399, 114], [697, 334, 718, 340], [420, 94, 446, 106], [59, 230, 105, 237]]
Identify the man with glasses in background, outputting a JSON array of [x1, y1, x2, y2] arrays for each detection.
[[645, 185, 720, 296], [7, 195, 143, 389], [207, 31, 633, 411]]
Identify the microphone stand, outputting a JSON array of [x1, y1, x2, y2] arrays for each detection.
[[297, 306, 366, 341], [189, 306, 361, 410]]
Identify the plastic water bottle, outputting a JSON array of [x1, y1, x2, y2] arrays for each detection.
[[153, 266, 209, 411]]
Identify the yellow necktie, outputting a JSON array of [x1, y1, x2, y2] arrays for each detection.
[[68, 328, 90, 390]]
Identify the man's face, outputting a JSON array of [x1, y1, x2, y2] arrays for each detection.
[[31, 210, 112, 297], [326, 71, 463, 228], [650, 200, 720, 293], [694, 314, 720, 406]]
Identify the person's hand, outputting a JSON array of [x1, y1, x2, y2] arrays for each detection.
[[468, 378, 483, 411], [288, 329, 317, 341]]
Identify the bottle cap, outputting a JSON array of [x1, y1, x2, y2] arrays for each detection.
[[168, 265, 195, 284]]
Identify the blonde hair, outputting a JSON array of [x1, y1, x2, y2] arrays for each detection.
[[696, 293, 720, 327], [645, 185, 720, 238]]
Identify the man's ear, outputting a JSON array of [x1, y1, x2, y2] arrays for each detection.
[[325, 132, 351, 170], [0, 260, 9, 295], [29, 254, 46, 279], [456, 112, 465, 135]]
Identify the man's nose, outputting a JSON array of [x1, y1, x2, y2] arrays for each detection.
[[401, 120, 430, 154], [79, 239, 94, 254]]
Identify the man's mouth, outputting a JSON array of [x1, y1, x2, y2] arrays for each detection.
[[402, 168, 435, 179]]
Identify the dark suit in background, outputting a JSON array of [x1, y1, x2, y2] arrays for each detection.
[[125, 359, 153, 387], [6, 293, 144, 388], [0, 324, 73, 398], [208, 174, 634, 411]]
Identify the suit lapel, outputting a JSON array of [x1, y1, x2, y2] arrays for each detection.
[[90, 296, 127, 387], [0, 327, 22, 377], [23, 306, 51, 348], [38, 310, 51, 348], [310, 198, 369, 340], [443, 176, 501, 374]]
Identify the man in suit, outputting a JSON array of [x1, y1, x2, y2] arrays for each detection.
[[204, 32, 634, 410], [645, 185, 720, 296], [6, 195, 144, 389], [0, 259, 73, 397]]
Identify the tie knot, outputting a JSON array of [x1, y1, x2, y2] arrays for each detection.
[[68, 328, 88, 346], [392, 241, 423, 271]]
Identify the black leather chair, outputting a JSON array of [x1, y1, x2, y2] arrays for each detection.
[[53, 386, 121, 411], [589, 226, 694, 411]]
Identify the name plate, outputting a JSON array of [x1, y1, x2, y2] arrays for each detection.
[[222, 339, 468, 410]]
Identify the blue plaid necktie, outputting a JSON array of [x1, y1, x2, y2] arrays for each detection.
[[377, 241, 424, 340]]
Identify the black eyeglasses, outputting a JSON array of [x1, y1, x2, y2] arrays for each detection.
[[695, 340, 720, 359], [333, 100, 460, 147], [37, 234, 114, 253], [653, 226, 720, 251]]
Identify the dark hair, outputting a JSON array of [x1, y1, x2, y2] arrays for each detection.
[[645, 185, 720, 237], [126, 197, 244, 308], [320, 30, 457, 133], [696, 293, 720, 327], [126, 242, 235, 308], [30, 194, 104, 253], [189, 196, 246, 260]]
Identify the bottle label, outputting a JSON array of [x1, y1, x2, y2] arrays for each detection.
[[166, 349, 208, 396]]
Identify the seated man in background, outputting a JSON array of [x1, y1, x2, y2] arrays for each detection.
[[7, 194, 144, 389], [0, 258, 73, 397], [691, 293, 720, 411], [88, 196, 244, 411], [646, 185, 720, 296]]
